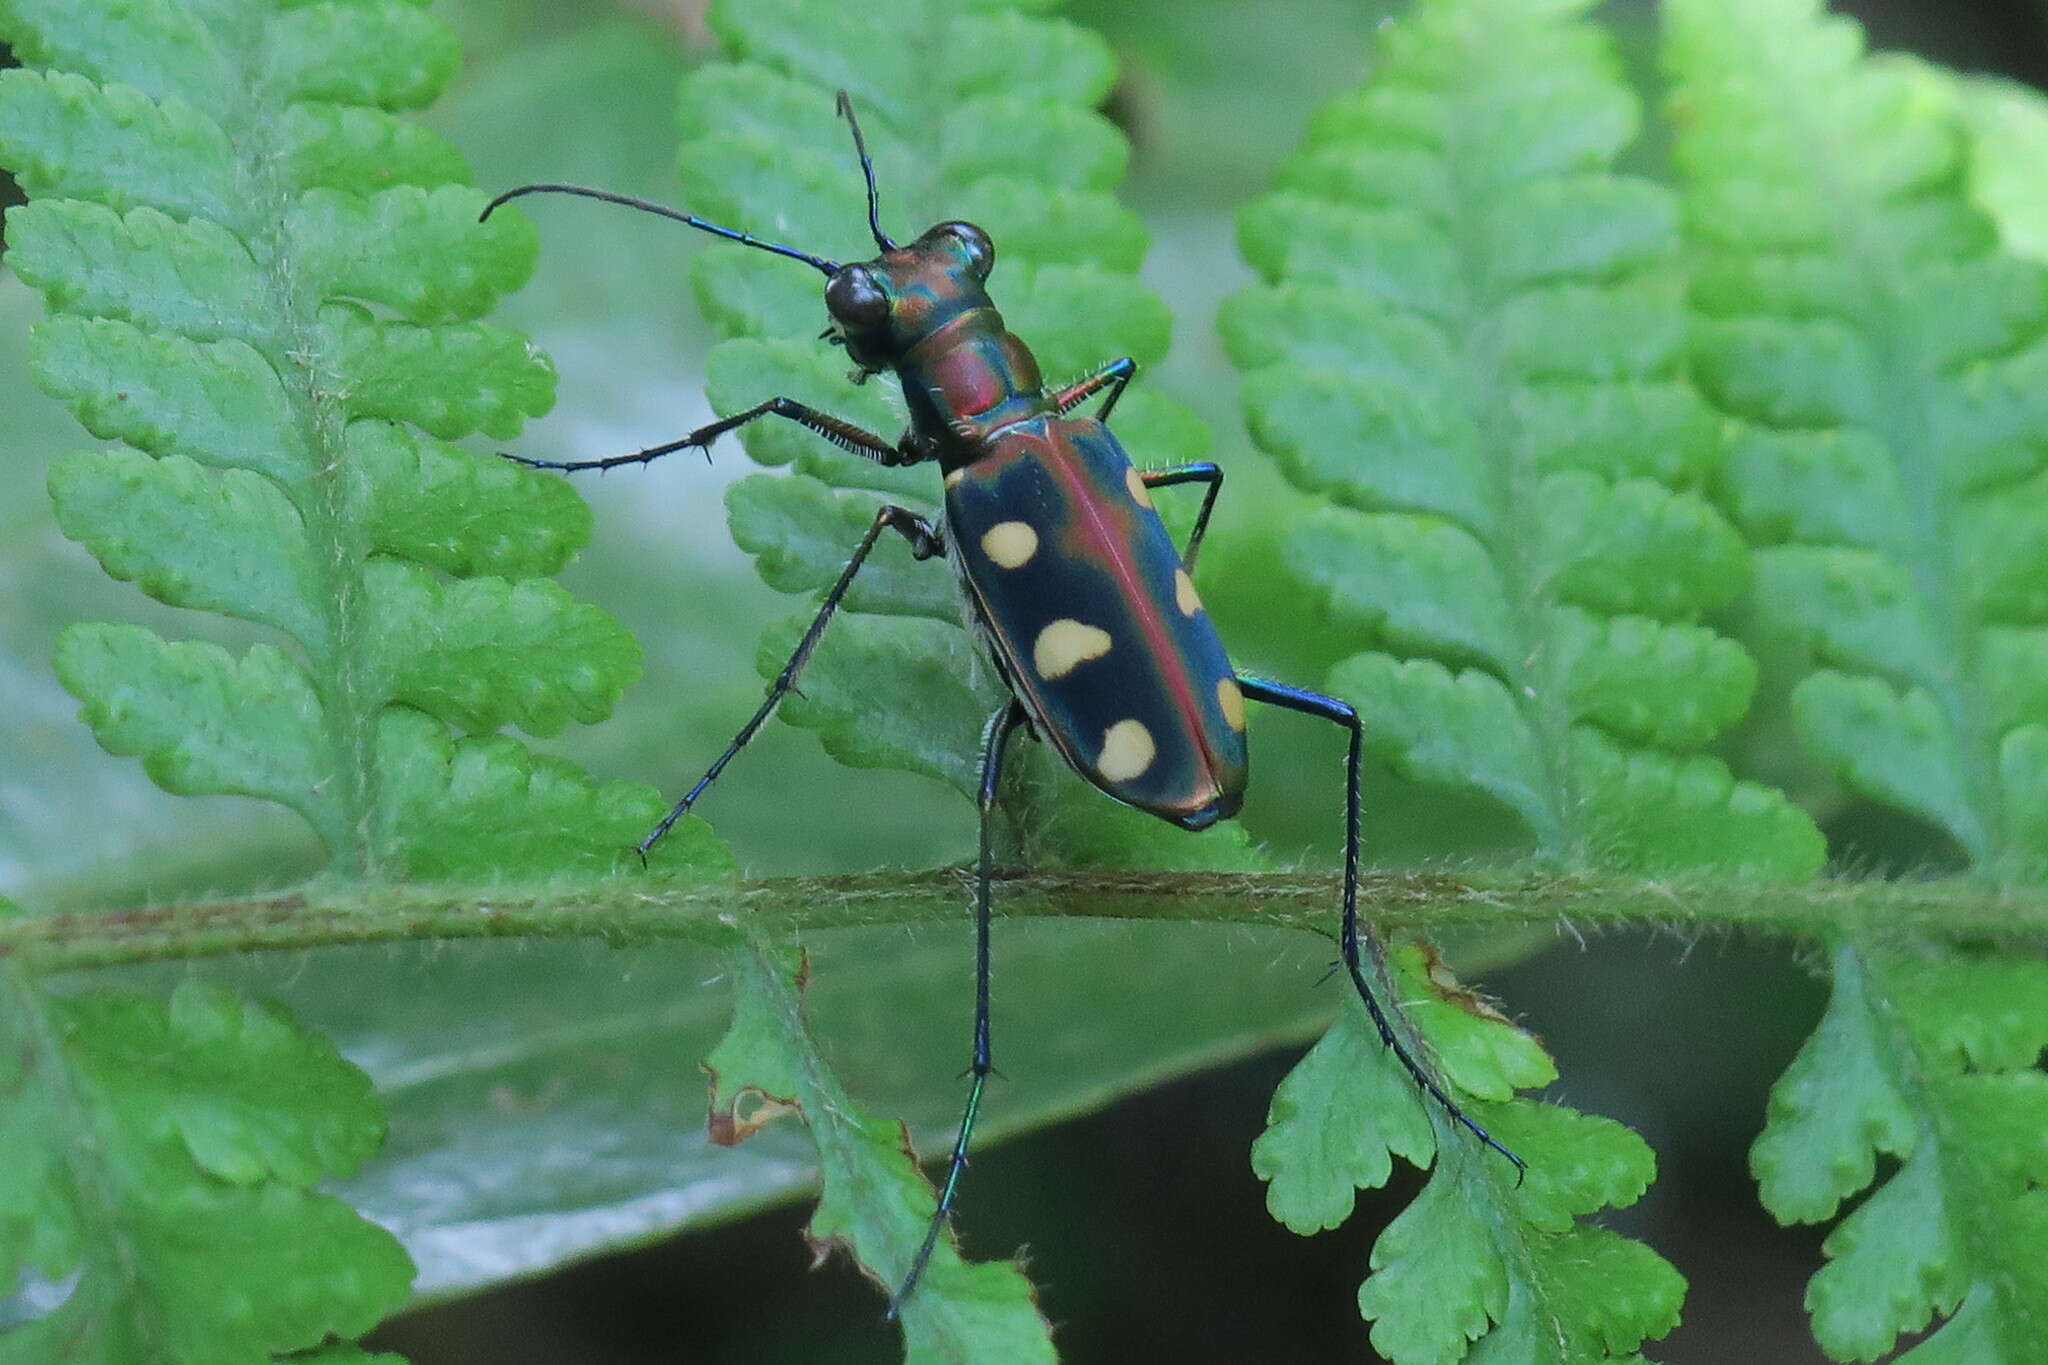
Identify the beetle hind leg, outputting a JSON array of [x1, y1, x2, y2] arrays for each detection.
[[1234, 676, 1526, 1177]]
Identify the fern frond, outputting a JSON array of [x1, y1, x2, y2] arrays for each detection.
[[1221, 0, 1823, 880], [1752, 946, 2048, 1361], [707, 940, 1055, 1362], [1253, 944, 1683, 1363], [0, 0, 729, 880], [1944, 74, 2048, 264], [1666, 0, 2048, 886], [1668, 14, 2048, 1352], [0, 971, 412, 1360], [1217, 0, 1725, 1353]]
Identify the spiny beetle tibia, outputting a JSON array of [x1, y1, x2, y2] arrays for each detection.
[[483, 90, 1523, 1315]]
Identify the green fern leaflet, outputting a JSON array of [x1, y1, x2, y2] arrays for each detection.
[[0, 0, 731, 881], [1669, 0, 2048, 886]]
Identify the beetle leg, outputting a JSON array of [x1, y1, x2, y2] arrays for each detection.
[[1233, 676, 1527, 1178], [1050, 355, 1137, 424], [891, 699, 1028, 1316], [1140, 462, 1224, 570], [502, 396, 918, 473], [634, 504, 939, 859]]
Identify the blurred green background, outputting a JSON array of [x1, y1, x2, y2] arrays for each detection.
[[3, 0, 2045, 1360]]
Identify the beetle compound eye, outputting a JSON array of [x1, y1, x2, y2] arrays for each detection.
[[826, 265, 889, 326], [941, 221, 994, 280]]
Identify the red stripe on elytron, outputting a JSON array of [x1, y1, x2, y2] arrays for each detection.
[[1034, 425, 1224, 806]]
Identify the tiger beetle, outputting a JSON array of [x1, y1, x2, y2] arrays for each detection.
[[482, 91, 1522, 1313]]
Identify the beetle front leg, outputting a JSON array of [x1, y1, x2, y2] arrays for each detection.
[[503, 396, 914, 474], [1141, 462, 1224, 570], [1050, 356, 1137, 424]]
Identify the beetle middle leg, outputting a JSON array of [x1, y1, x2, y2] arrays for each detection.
[[502, 396, 914, 473], [634, 503, 943, 859], [891, 698, 1028, 1315], [1141, 462, 1224, 570], [1234, 676, 1526, 1176]]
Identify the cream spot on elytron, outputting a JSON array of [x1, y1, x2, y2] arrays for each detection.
[[1097, 719, 1156, 782], [1217, 678, 1246, 731], [1175, 569, 1202, 617], [981, 521, 1039, 569], [1033, 619, 1113, 680], [1125, 466, 1154, 509]]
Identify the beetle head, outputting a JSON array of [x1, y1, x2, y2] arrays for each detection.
[[823, 221, 995, 377]]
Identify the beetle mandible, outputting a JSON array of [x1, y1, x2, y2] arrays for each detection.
[[482, 91, 1521, 1311]]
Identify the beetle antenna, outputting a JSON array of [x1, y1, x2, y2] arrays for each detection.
[[835, 91, 898, 252], [479, 183, 841, 276]]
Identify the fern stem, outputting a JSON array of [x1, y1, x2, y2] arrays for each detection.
[[209, 2, 380, 874], [6, 869, 2046, 972]]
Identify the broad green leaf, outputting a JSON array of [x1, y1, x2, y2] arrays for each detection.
[[1572, 727, 1836, 878], [1222, 0, 1821, 879], [0, 971, 412, 1362], [1327, 654, 1552, 841], [1752, 948, 1916, 1228], [1888, 954, 2048, 1070], [1668, 0, 2048, 885], [726, 473, 951, 619], [0, 0, 727, 882], [1752, 944, 2048, 1362], [1259, 943, 1680, 1364], [1357, 1158, 1504, 1365], [702, 337, 929, 497], [758, 611, 990, 799], [1485, 1105, 1655, 1234], [707, 939, 1055, 1360], [133, 918, 1349, 1299], [32, 315, 311, 491]]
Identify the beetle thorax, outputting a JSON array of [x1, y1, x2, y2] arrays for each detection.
[[822, 220, 1046, 449]]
